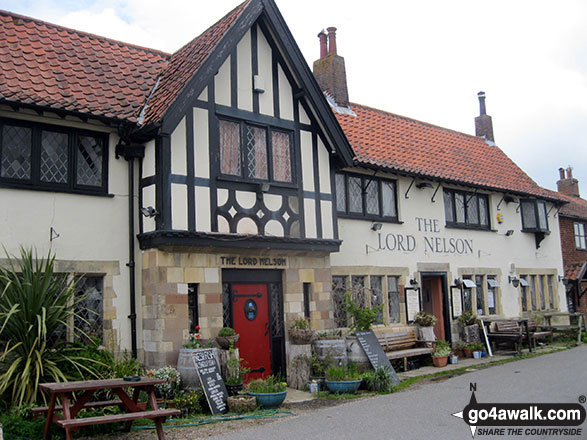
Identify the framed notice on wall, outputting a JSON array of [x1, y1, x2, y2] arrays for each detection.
[[451, 287, 463, 319], [405, 288, 421, 323]]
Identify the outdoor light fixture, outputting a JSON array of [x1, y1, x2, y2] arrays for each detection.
[[505, 230, 514, 236], [416, 182, 434, 189], [453, 278, 463, 287], [371, 222, 383, 231], [140, 206, 159, 218], [409, 278, 419, 287], [508, 275, 520, 288], [558, 276, 570, 285]]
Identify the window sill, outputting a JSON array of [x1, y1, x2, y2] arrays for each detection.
[[216, 175, 297, 190], [337, 213, 401, 224], [0, 181, 113, 198], [521, 228, 550, 234], [444, 223, 492, 231]]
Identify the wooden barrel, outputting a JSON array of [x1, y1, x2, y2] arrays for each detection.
[[345, 336, 370, 370], [313, 339, 347, 366], [177, 348, 220, 388]]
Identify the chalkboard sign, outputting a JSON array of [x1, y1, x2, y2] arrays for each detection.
[[355, 330, 400, 385], [192, 349, 228, 415]]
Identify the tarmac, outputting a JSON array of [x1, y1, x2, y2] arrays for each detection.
[[283, 344, 566, 404]]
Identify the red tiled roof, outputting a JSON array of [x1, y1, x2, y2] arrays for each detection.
[[548, 191, 587, 220], [336, 103, 565, 201], [0, 10, 169, 122], [565, 262, 586, 281], [141, 1, 250, 125]]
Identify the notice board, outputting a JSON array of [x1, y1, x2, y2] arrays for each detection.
[[192, 349, 228, 414], [355, 330, 401, 385]]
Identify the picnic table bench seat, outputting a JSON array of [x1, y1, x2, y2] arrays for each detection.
[[55, 408, 179, 429], [375, 328, 434, 371], [486, 320, 525, 355]]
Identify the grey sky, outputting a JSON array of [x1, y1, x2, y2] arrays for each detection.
[[2, 0, 586, 193]]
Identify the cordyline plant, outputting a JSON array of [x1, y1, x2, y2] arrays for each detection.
[[0, 247, 99, 406]]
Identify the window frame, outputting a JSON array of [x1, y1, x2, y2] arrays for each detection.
[[443, 188, 490, 230], [519, 273, 556, 313], [217, 116, 295, 186], [335, 172, 399, 222], [0, 117, 109, 195], [574, 222, 587, 250], [520, 199, 550, 233], [461, 273, 499, 316]]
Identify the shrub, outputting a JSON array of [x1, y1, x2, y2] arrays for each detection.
[[174, 389, 202, 415], [218, 327, 236, 337], [344, 292, 382, 332], [413, 312, 437, 327], [325, 363, 361, 381], [289, 317, 311, 330], [246, 376, 287, 393], [433, 340, 451, 358], [361, 367, 394, 393], [148, 366, 181, 400], [0, 247, 101, 406]]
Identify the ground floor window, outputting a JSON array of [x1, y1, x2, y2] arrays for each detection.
[[519, 273, 557, 312], [332, 274, 403, 327], [188, 283, 199, 333], [74, 275, 104, 342], [462, 274, 499, 316]]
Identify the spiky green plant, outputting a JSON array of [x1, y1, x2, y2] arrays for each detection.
[[0, 247, 99, 406]]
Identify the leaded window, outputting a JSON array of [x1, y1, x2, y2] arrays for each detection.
[[74, 276, 103, 343], [218, 118, 293, 184], [335, 172, 398, 221], [222, 283, 232, 327], [443, 188, 490, 229], [352, 276, 366, 308], [370, 276, 383, 324], [475, 275, 484, 316], [0, 119, 108, 194], [574, 222, 586, 250], [520, 199, 549, 232], [547, 275, 554, 309], [463, 276, 473, 312], [529, 275, 537, 311], [188, 284, 199, 333], [332, 276, 348, 328], [387, 276, 400, 323], [520, 275, 528, 312], [538, 275, 546, 310], [269, 283, 284, 338], [487, 276, 497, 315]]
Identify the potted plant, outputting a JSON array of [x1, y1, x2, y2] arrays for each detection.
[[178, 327, 218, 389], [288, 317, 315, 344], [224, 351, 250, 396], [470, 343, 485, 359], [216, 327, 240, 349], [463, 343, 475, 358], [344, 292, 383, 369], [148, 366, 181, 402], [457, 312, 481, 344], [413, 311, 437, 343], [454, 342, 466, 358], [432, 340, 451, 367], [325, 363, 362, 394], [247, 376, 288, 409], [292, 348, 333, 390], [227, 395, 257, 413]]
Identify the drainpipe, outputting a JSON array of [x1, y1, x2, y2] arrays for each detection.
[[116, 141, 145, 359]]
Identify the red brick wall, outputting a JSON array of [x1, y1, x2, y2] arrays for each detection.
[[559, 216, 587, 264]]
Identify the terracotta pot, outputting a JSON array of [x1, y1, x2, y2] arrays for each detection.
[[433, 356, 448, 367], [463, 348, 473, 358]]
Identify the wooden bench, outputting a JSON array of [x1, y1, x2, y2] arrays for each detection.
[[376, 329, 434, 371], [486, 320, 525, 355], [31, 400, 128, 417], [55, 408, 179, 429], [527, 319, 553, 347]]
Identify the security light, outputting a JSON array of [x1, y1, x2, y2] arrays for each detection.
[[140, 206, 159, 218], [505, 230, 514, 236], [508, 275, 520, 288], [371, 222, 383, 231]]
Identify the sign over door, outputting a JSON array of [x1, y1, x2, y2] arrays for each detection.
[[231, 284, 271, 382]]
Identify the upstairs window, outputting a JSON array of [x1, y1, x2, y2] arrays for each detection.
[[0, 119, 108, 194], [219, 119, 292, 184], [443, 188, 490, 229], [335, 173, 398, 221], [574, 222, 586, 250], [520, 199, 549, 232]]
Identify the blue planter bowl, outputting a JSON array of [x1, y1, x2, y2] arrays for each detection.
[[325, 380, 362, 394], [248, 391, 287, 409]]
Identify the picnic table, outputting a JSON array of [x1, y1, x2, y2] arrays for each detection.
[[37, 377, 180, 440]]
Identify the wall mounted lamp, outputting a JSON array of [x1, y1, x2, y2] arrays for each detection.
[[505, 230, 514, 236], [371, 222, 383, 231], [416, 182, 434, 189], [409, 278, 419, 288], [558, 276, 570, 285], [508, 275, 520, 288], [453, 277, 463, 287], [140, 206, 159, 218]]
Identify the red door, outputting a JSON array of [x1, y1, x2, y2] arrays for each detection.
[[231, 283, 271, 382]]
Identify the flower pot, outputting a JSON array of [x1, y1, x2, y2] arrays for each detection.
[[455, 349, 465, 358], [325, 380, 362, 394], [449, 355, 459, 364], [418, 326, 436, 343], [216, 334, 240, 349], [289, 328, 314, 344], [473, 351, 482, 359], [432, 356, 448, 367], [481, 351, 488, 358], [463, 348, 473, 358], [346, 336, 370, 370], [248, 391, 287, 409], [227, 395, 256, 413], [226, 382, 244, 396], [308, 381, 320, 393]]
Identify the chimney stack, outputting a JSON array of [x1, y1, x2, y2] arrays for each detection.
[[474, 91, 495, 143], [312, 26, 349, 107], [557, 166, 580, 197]]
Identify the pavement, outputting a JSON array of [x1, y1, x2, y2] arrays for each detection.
[[212, 344, 587, 440], [283, 344, 566, 404]]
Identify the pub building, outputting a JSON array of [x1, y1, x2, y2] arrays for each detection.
[[0, 0, 569, 377]]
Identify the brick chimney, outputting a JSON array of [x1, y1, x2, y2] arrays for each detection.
[[475, 91, 495, 142], [557, 167, 580, 197], [312, 27, 349, 107]]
